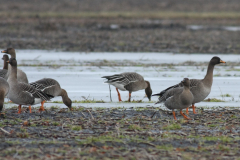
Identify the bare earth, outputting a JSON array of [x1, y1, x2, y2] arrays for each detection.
[[0, 0, 239, 53]]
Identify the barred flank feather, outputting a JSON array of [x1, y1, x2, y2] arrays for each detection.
[[102, 72, 144, 86], [19, 82, 52, 101]]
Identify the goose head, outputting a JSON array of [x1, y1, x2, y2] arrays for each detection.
[[1, 48, 16, 58], [210, 56, 226, 65]]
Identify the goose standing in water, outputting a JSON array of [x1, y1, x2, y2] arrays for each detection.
[[156, 57, 226, 114], [0, 54, 9, 79], [153, 78, 193, 120], [102, 72, 152, 102], [7, 58, 52, 113], [1, 48, 29, 83], [0, 77, 9, 114], [30, 78, 72, 111]]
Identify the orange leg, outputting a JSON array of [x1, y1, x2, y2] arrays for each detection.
[[39, 101, 45, 111], [186, 107, 189, 115], [116, 88, 122, 102], [18, 105, 22, 114], [180, 110, 191, 120], [191, 104, 197, 114], [128, 92, 131, 102], [172, 111, 177, 120], [29, 106, 32, 113]]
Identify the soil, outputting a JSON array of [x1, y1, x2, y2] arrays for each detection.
[[0, 0, 239, 53], [0, 106, 240, 159]]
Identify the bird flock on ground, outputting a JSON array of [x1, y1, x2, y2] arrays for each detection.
[[0, 48, 226, 120]]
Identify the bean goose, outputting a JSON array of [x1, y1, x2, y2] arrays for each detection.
[[0, 77, 9, 113], [0, 54, 9, 79], [156, 56, 226, 114], [153, 78, 193, 120], [30, 78, 72, 111], [7, 58, 52, 114], [102, 72, 152, 102], [1, 48, 29, 83]]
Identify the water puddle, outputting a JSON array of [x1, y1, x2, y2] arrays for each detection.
[[187, 25, 240, 31], [1, 50, 240, 110]]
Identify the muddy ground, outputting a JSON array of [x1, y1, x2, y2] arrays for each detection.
[[0, 0, 240, 53], [0, 106, 240, 159]]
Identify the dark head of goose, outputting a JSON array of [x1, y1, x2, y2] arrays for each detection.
[[145, 81, 152, 101], [1, 48, 15, 56], [210, 56, 226, 65], [2, 54, 9, 61], [7, 58, 17, 66]]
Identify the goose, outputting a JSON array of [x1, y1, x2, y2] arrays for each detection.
[[102, 72, 152, 102], [7, 58, 52, 114], [153, 78, 193, 120], [156, 56, 226, 114], [1, 48, 29, 83], [30, 78, 72, 111], [0, 77, 9, 113], [0, 54, 9, 79]]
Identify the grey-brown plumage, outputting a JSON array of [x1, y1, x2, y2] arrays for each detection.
[[153, 78, 193, 120], [1, 48, 29, 83], [0, 77, 9, 113], [7, 58, 51, 113], [102, 72, 152, 102], [156, 57, 226, 114], [0, 54, 9, 79], [30, 78, 72, 110]]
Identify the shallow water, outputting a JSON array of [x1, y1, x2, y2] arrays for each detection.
[[187, 25, 240, 31], [1, 50, 240, 110]]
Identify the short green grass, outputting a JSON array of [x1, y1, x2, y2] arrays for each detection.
[[203, 98, 225, 102], [71, 126, 82, 131], [162, 123, 181, 130], [221, 94, 232, 97]]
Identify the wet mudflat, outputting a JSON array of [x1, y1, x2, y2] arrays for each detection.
[[1, 106, 240, 159]]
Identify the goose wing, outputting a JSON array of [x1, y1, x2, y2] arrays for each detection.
[[0, 69, 8, 79], [154, 79, 200, 97], [30, 78, 58, 92], [102, 72, 144, 86], [19, 82, 53, 101], [154, 87, 183, 104]]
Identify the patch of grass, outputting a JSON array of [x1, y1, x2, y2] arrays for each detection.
[[72, 126, 82, 131], [52, 122, 60, 126], [162, 123, 181, 130], [20, 128, 27, 133], [203, 136, 233, 143], [203, 98, 225, 102], [208, 124, 218, 128], [156, 145, 173, 151], [221, 94, 232, 97], [128, 124, 142, 131], [218, 144, 230, 151], [50, 106, 60, 109]]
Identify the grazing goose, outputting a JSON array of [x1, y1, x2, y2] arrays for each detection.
[[0, 55, 9, 79], [0, 77, 9, 113], [30, 78, 72, 111], [153, 78, 193, 120], [156, 56, 226, 114], [1, 48, 29, 83], [102, 72, 152, 102], [7, 58, 52, 114]]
